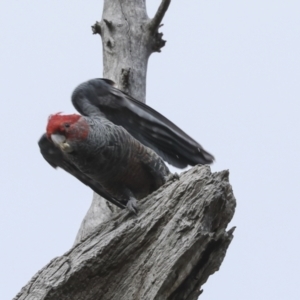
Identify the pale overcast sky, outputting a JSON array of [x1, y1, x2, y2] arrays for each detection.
[[1, 1, 299, 299]]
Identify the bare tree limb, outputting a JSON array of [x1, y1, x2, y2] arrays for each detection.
[[148, 0, 171, 33], [14, 166, 236, 300], [73, 194, 120, 247]]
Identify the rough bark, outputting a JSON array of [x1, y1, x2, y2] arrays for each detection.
[[76, 0, 170, 244], [14, 166, 236, 300]]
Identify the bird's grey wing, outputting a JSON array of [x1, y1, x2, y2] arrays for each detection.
[[72, 78, 214, 168], [38, 134, 126, 209]]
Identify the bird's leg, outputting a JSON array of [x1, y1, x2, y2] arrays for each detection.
[[142, 156, 171, 187], [165, 172, 180, 182], [127, 196, 138, 215], [123, 188, 138, 215], [145, 157, 180, 184]]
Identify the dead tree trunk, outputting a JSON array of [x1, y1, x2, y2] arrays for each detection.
[[74, 0, 171, 244], [15, 1, 236, 299]]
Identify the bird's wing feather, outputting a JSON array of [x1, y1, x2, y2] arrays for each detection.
[[38, 134, 126, 209], [72, 78, 214, 168]]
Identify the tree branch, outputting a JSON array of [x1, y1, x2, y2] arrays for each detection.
[[14, 166, 236, 300], [148, 0, 171, 33]]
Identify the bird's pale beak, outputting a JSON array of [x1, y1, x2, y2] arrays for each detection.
[[51, 134, 73, 153]]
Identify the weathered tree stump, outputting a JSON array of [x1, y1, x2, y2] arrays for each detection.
[[14, 166, 236, 300]]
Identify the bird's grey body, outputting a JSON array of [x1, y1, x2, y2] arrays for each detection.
[[65, 116, 170, 209]]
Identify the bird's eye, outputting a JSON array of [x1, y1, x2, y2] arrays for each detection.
[[64, 123, 70, 128]]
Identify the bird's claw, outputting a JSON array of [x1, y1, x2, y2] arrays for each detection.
[[166, 172, 179, 182], [127, 197, 138, 215]]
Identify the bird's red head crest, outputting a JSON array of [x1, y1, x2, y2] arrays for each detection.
[[46, 113, 81, 138]]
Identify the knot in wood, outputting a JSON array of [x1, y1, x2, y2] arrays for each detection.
[[91, 21, 102, 35], [152, 31, 166, 53]]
